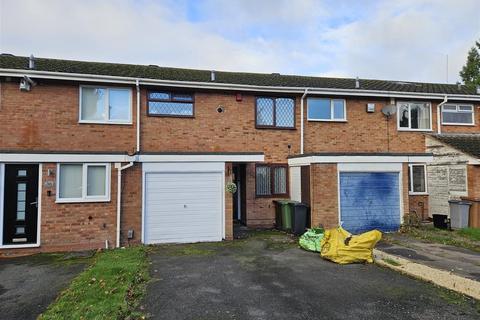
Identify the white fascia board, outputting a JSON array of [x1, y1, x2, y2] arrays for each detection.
[[288, 156, 315, 166], [289, 155, 433, 165], [2, 68, 480, 101], [0, 153, 134, 163], [138, 154, 264, 163], [338, 162, 402, 172]]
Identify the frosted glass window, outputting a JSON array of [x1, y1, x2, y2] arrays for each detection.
[[256, 98, 274, 126], [81, 88, 105, 121], [273, 167, 287, 194], [256, 165, 288, 196], [87, 166, 106, 196], [59, 164, 83, 199], [256, 166, 271, 196]]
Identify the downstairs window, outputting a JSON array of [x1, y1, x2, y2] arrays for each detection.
[[256, 164, 288, 197], [408, 164, 427, 194], [57, 163, 110, 202]]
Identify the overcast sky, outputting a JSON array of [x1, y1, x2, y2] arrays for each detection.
[[1, 0, 479, 83]]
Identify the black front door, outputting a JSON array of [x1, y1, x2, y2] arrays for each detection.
[[3, 164, 39, 245]]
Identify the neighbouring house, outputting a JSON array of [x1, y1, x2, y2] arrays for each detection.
[[1, 54, 479, 255], [426, 134, 480, 227]]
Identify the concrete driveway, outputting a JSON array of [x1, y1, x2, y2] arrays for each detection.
[[143, 231, 479, 320], [0, 252, 90, 320]]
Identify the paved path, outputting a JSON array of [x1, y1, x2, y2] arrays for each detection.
[[378, 234, 480, 281], [0, 253, 89, 320], [143, 233, 479, 320]]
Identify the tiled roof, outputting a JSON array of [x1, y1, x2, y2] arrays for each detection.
[[0, 53, 478, 95], [431, 134, 480, 158]]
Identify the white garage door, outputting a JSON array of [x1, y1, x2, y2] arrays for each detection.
[[144, 171, 223, 244]]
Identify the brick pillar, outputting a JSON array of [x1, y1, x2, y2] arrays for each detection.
[[309, 163, 339, 228]]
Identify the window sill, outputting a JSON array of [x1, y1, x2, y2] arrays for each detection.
[[56, 198, 110, 204], [0, 243, 40, 249], [256, 126, 296, 130], [79, 120, 133, 125], [147, 114, 194, 118], [397, 128, 433, 132], [441, 123, 475, 126], [409, 192, 428, 196], [307, 119, 347, 123], [255, 194, 289, 198]]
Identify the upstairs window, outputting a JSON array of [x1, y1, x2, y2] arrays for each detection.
[[398, 102, 431, 131], [147, 91, 194, 117], [256, 164, 288, 197], [80, 86, 132, 124], [307, 98, 346, 121], [442, 104, 474, 125], [256, 97, 295, 129]]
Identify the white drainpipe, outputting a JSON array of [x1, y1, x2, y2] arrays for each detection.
[[116, 161, 134, 248], [437, 95, 448, 134], [136, 79, 141, 153], [300, 88, 309, 154]]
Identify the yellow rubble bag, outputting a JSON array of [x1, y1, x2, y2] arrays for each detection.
[[320, 227, 382, 264]]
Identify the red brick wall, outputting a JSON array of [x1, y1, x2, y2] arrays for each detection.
[[244, 163, 285, 228], [120, 163, 142, 246], [309, 164, 339, 228], [408, 195, 429, 221], [304, 98, 429, 153], [140, 90, 300, 161], [467, 165, 480, 198], [0, 81, 137, 152], [304, 99, 480, 154]]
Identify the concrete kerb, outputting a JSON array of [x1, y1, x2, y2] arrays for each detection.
[[374, 249, 480, 300]]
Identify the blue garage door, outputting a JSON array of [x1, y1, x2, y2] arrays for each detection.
[[340, 172, 400, 234]]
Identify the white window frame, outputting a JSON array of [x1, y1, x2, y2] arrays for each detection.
[[56, 163, 111, 203], [441, 104, 475, 126], [397, 101, 432, 131], [307, 98, 347, 122], [79, 86, 132, 124], [408, 163, 428, 195]]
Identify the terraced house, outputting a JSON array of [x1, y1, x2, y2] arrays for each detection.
[[1, 54, 480, 255]]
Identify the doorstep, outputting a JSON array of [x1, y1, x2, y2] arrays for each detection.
[[375, 238, 480, 300]]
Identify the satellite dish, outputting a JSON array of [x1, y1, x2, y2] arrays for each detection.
[[381, 104, 397, 117]]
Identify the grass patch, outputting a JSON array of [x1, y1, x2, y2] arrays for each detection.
[[397, 225, 480, 252], [154, 243, 215, 256], [457, 228, 480, 242], [39, 246, 149, 320], [382, 258, 401, 267]]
